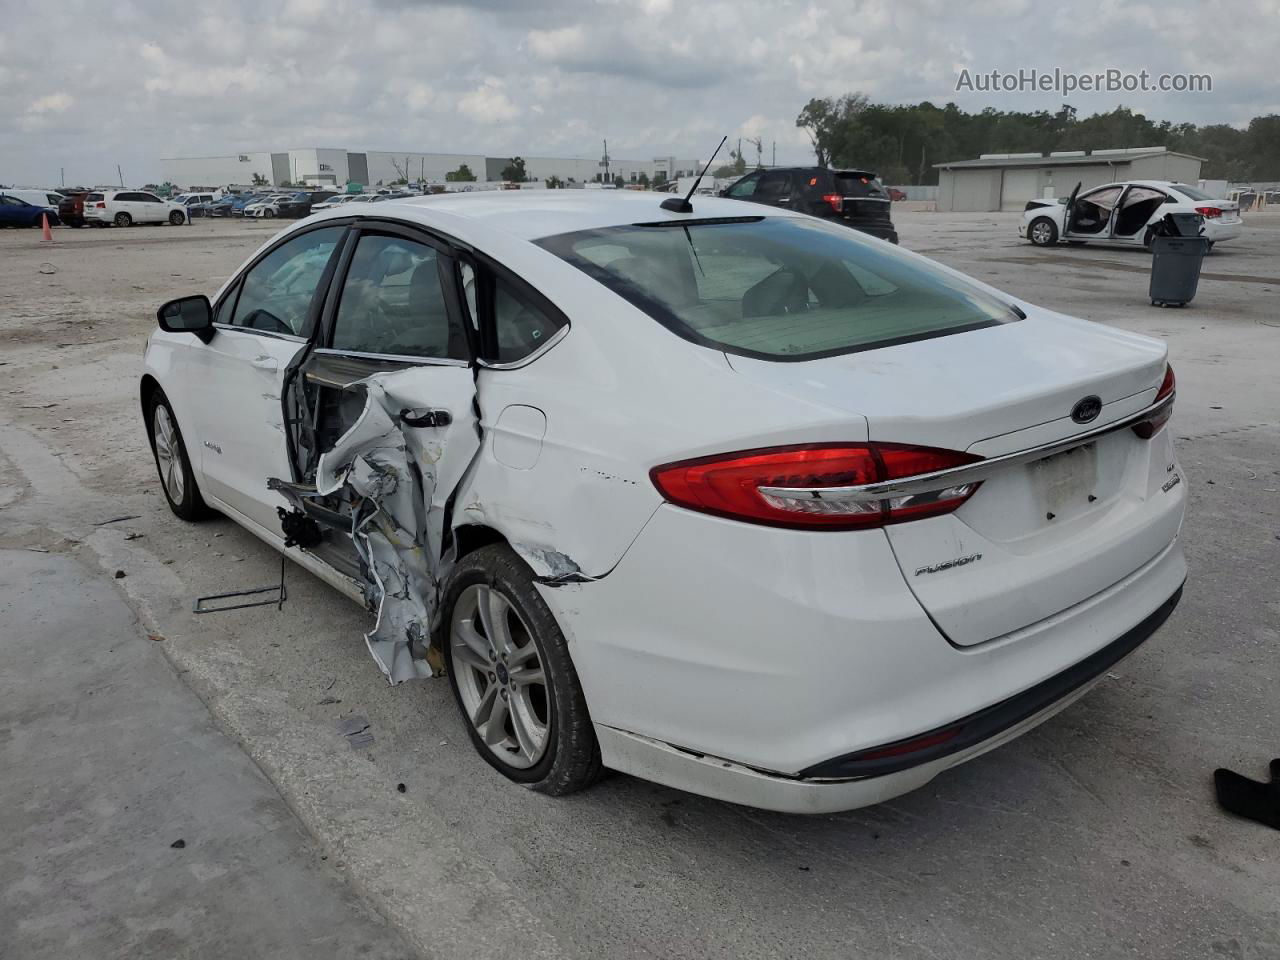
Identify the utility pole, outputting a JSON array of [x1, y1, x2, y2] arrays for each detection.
[[60, 167, 65, 187], [772, 141, 776, 167], [601, 139, 611, 184], [117, 164, 124, 188]]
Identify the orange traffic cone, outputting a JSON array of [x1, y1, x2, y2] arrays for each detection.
[[40, 212, 53, 242]]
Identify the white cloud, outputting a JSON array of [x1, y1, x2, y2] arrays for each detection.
[[458, 78, 519, 123], [28, 93, 73, 114]]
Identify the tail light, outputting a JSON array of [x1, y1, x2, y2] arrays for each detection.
[[95, 201, 105, 208], [822, 193, 843, 213], [1194, 206, 1222, 218], [650, 443, 982, 531], [1133, 364, 1175, 439]]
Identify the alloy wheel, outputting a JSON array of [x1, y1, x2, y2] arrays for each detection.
[[152, 404, 185, 504], [1031, 221, 1052, 244], [449, 583, 550, 769]]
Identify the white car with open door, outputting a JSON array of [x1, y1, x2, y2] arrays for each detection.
[[142, 192, 1186, 813], [1021, 180, 1242, 250]]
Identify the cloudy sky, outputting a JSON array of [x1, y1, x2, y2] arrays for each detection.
[[2, 0, 1275, 187]]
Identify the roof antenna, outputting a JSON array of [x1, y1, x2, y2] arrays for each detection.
[[661, 135, 727, 213]]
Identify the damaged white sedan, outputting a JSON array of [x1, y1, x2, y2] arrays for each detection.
[[142, 192, 1186, 813]]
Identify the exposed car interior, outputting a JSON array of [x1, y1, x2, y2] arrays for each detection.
[[1113, 186, 1168, 237], [1066, 185, 1123, 235]]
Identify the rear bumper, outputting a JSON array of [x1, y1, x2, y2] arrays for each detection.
[[846, 220, 898, 243], [1201, 219, 1242, 242], [590, 579, 1182, 814], [547, 496, 1186, 811], [802, 584, 1181, 779]]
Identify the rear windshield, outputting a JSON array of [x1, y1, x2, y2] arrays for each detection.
[[834, 172, 887, 198], [86, 193, 103, 202], [1169, 183, 1219, 201], [538, 216, 1018, 360]]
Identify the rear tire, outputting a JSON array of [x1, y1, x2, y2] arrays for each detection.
[[147, 391, 210, 521], [114, 212, 132, 228], [442, 545, 604, 796], [1028, 217, 1058, 246]]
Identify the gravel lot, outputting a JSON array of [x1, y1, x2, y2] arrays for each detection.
[[2, 211, 1278, 960]]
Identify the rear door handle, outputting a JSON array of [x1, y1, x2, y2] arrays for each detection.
[[251, 355, 278, 371]]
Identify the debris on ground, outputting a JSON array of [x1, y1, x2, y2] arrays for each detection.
[[192, 557, 288, 613], [95, 514, 141, 526], [170, 839, 186, 849], [113, 570, 126, 579], [1215, 760, 1280, 830], [339, 715, 375, 750]]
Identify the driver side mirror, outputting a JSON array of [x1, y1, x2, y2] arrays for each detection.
[[157, 295, 215, 343]]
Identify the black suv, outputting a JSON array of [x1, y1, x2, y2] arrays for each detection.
[[722, 167, 898, 243]]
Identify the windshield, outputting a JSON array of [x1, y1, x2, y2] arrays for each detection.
[[537, 216, 1018, 360]]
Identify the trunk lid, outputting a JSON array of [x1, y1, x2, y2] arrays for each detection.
[[728, 310, 1178, 646]]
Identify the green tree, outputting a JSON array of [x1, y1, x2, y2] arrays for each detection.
[[638, 171, 650, 188], [612, 174, 626, 189], [251, 172, 268, 186], [501, 157, 528, 182], [446, 163, 477, 182], [545, 175, 564, 189]]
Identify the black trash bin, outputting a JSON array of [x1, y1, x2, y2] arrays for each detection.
[[1149, 212, 1209, 307]]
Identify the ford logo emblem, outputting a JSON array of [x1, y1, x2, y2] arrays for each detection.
[[1071, 395, 1102, 424]]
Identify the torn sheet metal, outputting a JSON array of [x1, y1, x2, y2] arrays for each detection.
[[276, 374, 461, 685]]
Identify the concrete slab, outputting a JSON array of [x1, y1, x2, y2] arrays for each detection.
[[0, 548, 415, 960]]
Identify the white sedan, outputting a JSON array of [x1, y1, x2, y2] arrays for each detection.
[[243, 194, 295, 219], [142, 192, 1186, 813], [1020, 180, 1243, 250]]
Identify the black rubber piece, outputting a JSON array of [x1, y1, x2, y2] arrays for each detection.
[[441, 544, 604, 796], [1215, 760, 1280, 831]]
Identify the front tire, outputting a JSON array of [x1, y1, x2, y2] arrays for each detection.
[[147, 391, 210, 521], [443, 545, 603, 795], [169, 211, 185, 225], [1028, 217, 1058, 246], [114, 212, 132, 228], [264, 209, 275, 219]]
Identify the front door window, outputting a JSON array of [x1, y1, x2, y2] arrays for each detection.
[[231, 226, 345, 337]]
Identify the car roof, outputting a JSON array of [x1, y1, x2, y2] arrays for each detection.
[[334, 190, 806, 242]]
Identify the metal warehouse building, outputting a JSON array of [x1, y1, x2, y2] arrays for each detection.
[[934, 147, 1204, 212]]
